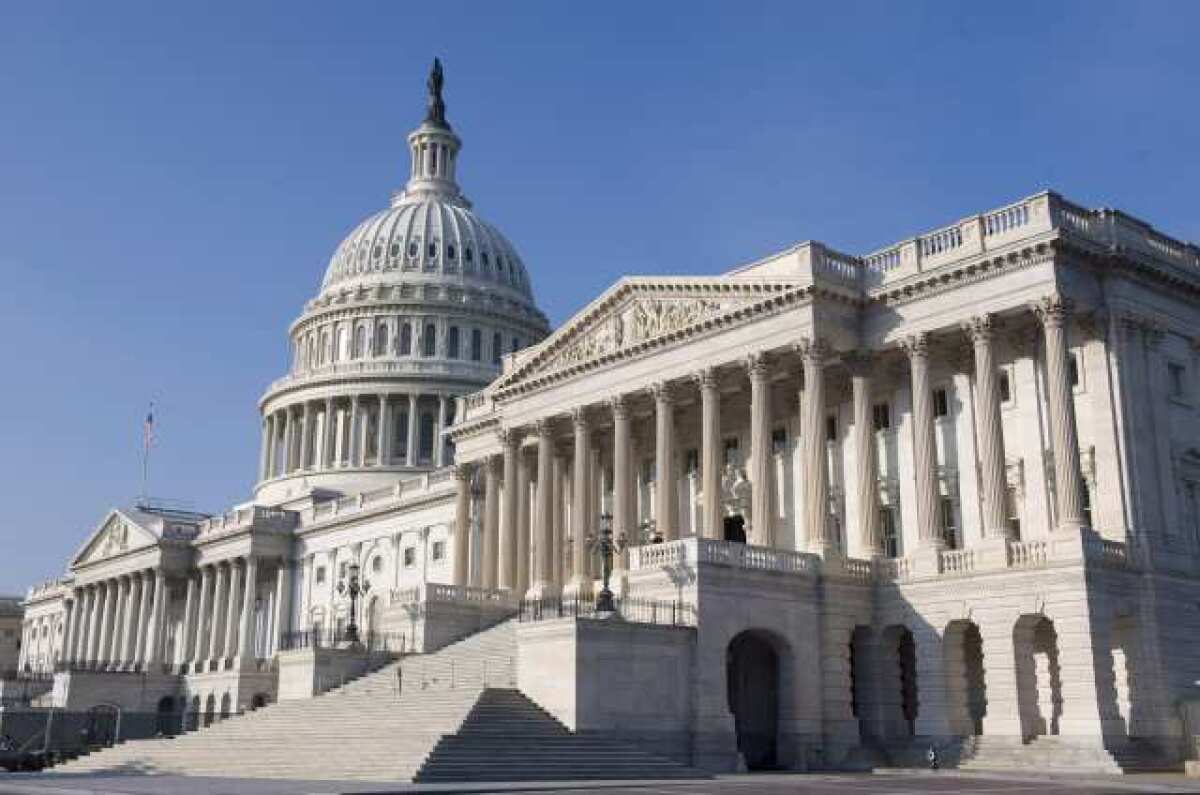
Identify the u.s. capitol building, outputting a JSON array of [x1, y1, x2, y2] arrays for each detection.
[[14, 63, 1200, 779]]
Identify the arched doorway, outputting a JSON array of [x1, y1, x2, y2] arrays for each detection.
[[726, 630, 780, 770], [250, 693, 268, 710], [849, 626, 876, 743], [723, 516, 747, 543], [156, 696, 176, 736], [1014, 615, 1063, 740], [203, 694, 216, 726], [879, 625, 918, 739], [944, 620, 986, 736], [189, 695, 201, 731], [219, 692, 232, 720]]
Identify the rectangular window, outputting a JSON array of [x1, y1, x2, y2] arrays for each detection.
[[826, 415, 838, 442], [1169, 362, 1187, 399], [880, 507, 899, 559], [448, 326, 460, 359], [940, 497, 959, 550], [1081, 478, 1093, 528], [315, 566, 326, 584], [685, 448, 699, 474], [492, 332, 502, 365], [1006, 486, 1022, 540], [872, 402, 891, 431], [403, 547, 416, 567], [471, 329, 482, 361], [723, 438, 740, 466], [431, 541, 446, 561], [998, 371, 1012, 403], [771, 427, 788, 454], [1069, 353, 1081, 388], [932, 387, 949, 418], [644, 459, 656, 483]]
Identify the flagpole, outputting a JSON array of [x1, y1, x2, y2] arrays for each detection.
[[141, 402, 155, 504]]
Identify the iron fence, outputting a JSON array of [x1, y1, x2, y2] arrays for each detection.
[[277, 628, 407, 653], [518, 595, 695, 627]]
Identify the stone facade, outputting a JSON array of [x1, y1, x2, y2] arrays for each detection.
[[14, 64, 1200, 773]]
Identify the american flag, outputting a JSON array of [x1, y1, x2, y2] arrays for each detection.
[[143, 403, 156, 453]]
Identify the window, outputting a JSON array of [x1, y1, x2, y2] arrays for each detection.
[[932, 387, 949, 418], [394, 412, 409, 460], [448, 326, 460, 359], [940, 498, 959, 550], [1169, 362, 1187, 399], [432, 540, 446, 561], [399, 323, 412, 355], [447, 244, 456, 260], [465, 247, 473, 264], [685, 448, 699, 474], [471, 329, 482, 361], [880, 507, 899, 558], [1081, 477, 1093, 528], [315, 566, 326, 585], [723, 438, 740, 466], [333, 328, 344, 361], [492, 332, 502, 365], [873, 402, 891, 431], [1069, 354, 1081, 388], [482, 251, 490, 268], [403, 548, 416, 567], [423, 323, 437, 357], [1006, 486, 1021, 539], [999, 371, 1012, 403], [419, 412, 436, 462], [371, 556, 383, 574], [353, 326, 366, 359], [339, 561, 348, 580], [771, 427, 788, 454], [428, 242, 438, 258], [375, 324, 388, 357], [320, 331, 329, 364], [408, 241, 418, 257], [644, 459, 657, 483], [826, 415, 838, 442]]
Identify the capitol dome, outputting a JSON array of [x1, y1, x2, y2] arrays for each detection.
[[255, 59, 550, 505]]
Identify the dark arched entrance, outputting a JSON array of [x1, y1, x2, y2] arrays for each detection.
[[84, 704, 119, 747], [723, 516, 747, 543], [726, 630, 780, 770], [156, 696, 175, 736]]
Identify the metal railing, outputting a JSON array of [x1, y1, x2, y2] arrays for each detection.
[[517, 595, 695, 627], [277, 628, 407, 653]]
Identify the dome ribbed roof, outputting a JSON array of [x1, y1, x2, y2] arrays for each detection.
[[320, 198, 532, 299]]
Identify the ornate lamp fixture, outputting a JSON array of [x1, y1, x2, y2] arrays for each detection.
[[336, 562, 371, 644], [586, 513, 628, 614]]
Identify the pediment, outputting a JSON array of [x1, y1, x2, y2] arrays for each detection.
[[495, 277, 808, 393], [71, 510, 160, 568]]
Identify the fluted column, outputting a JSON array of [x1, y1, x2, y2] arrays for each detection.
[[107, 579, 127, 669], [1035, 295, 1087, 532], [498, 430, 520, 591], [279, 408, 292, 474], [322, 397, 335, 468], [407, 393, 419, 465], [528, 420, 558, 599], [132, 572, 151, 667], [118, 576, 138, 668], [800, 339, 833, 553], [436, 395, 449, 466], [259, 417, 272, 481], [192, 565, 212, 668], [904, 333, 944, 548], [348, 394, 361, 467], [453, 465, 472, 586], [272, 559, 293, 657], [652, 383, 677, 541], [696, 368, 723, 540], [145, 569, 167, 669], [237, 556, 258, 664], [564, 407, 593, 599], [481, 456, 501, 590], [223, 560, 243, 666], [377, 394, 390, 465], [611, 396, 634, 559], [96, 580, 116, 668], [848, 353, 884, 556], [206, 564, 228, 665], [966, 315, 1012, 539], [748, 354, 774, 547], [552, 450, 566, 586], [178, 573, 198, 670], [516, 446, 533, 595], [62, 592, 81, 666], [73, 588, 92, 665]]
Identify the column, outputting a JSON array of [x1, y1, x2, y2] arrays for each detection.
[[118, 576, 138, 668], [223, 559, 243, 665], [966, 315, 1013, 539], [86, 585, 102, 665], [611, 396, 634, 567], [96, 580, 116, 668], [904, 332, 944, 548], [528, 420, 558, 599], [481, 456, 501, 590], [652, 383, 678, 541], [72, 588, 91, 665], [206, 564, 228, 665], [748, 353, 774, 546], [407, 393, 419, 465], [280, 408, 292, 474], [1035, 296, 1087, 532], [800, 338, 833, 553], [377, 394, 390, 465], [552, 450, 567, 587], [109, 579, 127, 668], [348, 394, 361, 467], [192, 566, 212, 668], [145, 568, 168, 669], [259, 416, 272, 481], [273, 559, 293, 657], [62, 592, 80, 666], [516, 446, 533, 595], [848, 352, 883, 556], [178, 573, 198, 670], [696, 368, 723, 540], [453, 465, 472, 586], [323, 397, 335, 468], [237, 556, 258, 664], [564, 407, 593, 599], [498, 430, 519, 591], [436, 394, 449, 466], [298, 401, 312, 470]]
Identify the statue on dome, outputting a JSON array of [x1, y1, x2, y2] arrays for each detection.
[[425, 57, 449, 128]]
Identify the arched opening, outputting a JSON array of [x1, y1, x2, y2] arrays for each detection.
[[156, 696, 176, 736], [944, 620, 987, 736], [879, 625, 918, 739], [219, 692, 232, 721], [726, 630, 781, 770], [250, 693, 268, 710], [84, 704, 119, 747], [203, 694, 216, 726], [189, 695, 201, 732], [1014, 615, 1063, 740], [849, 625, 876, 744], [723, 515, 747, 543]]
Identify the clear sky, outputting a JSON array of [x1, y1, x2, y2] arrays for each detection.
[[1, 2, 1197, 594]]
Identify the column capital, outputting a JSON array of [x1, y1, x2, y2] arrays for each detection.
[[693, 366, 720, 391], [745, 351, 771, 381], [453, 462, 474, 482], [535, 416, 557, 437], [842, 349, 874, 377], [794, 336, 828, 364], [650, 381, 676, 405], [901, 332, 931, 360], [496, 427, 521, 449], [571, 405, 592, 428], [485, 453, 503, 474], [1031, 294, 1074, 328], [963, 313, 1000, 344], [608, 394, 631, 420]]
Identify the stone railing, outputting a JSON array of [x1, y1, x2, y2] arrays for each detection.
[[199, 505, 295, 536], [940, 548, 977, 575], [24, 578, 71, 601], [389, 582, 518, 608], [265, 358, 498, 396], [842, 557, 874, 583], [1007, 539, 1048, 568], [306, 471, 455, 525], [629, 537, 820, 577]]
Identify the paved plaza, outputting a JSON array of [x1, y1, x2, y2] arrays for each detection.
[[2, 772, 1200, 795]]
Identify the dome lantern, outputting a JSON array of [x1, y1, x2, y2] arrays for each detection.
[[398, 58, 466, 208]]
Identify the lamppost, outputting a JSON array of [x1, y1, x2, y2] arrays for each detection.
[[336, 562, 371, 644], [586, 513, 628, 614]]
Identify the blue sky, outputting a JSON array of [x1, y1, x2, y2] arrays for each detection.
[[1, 2, 1197, 593]]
